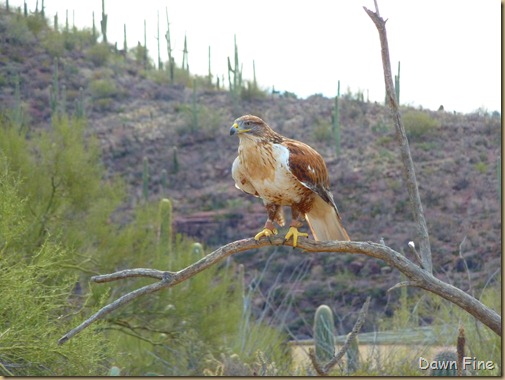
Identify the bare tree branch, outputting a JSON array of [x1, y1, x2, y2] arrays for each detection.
[[58, 237, 501, 345], [363, 5, 433, 273]]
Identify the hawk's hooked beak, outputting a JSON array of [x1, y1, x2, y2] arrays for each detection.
[[230, 122, 251, 135]]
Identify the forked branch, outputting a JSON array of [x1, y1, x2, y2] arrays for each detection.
[[58, 237, 501, 345]]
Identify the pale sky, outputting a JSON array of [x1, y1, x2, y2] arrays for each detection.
[[8, 0, 501, 113]]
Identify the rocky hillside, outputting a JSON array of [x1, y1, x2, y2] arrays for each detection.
[[0, 8, 501, 337]]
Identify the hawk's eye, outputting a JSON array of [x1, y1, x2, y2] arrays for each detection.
[[245, 121, 250, 126]]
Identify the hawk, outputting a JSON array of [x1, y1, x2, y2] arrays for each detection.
[[230, 114, 350, 247]]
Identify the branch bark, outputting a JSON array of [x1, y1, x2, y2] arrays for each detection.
[[58, 237, 501, 345], [363, 5, 433, 273]]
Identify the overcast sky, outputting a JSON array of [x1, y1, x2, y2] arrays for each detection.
[[8, 0, 501, 113]]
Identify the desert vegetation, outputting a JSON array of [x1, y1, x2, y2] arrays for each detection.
[[0, 1, 501, 376]]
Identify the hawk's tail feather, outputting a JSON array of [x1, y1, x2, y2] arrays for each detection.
[[305, 196, 350, 241]]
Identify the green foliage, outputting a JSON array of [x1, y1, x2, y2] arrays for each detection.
[[474, 161, 488, 174], [25, 13, 47, 37], [103, 223, 271, 375], [429, 351, 458, 376], [203, 349, 280, 376], [89, 78, 118, 100], [1, 13, 35, 45], [313, 305, 335, 364], [313, 118, 333, 142], [0, 156, 114, 376], [402, 109, 440, 140], [240, 80, 267, 101], [176, 103, 226, 135], [41, 29, 65, 57], [0, 115, 122, 253], [87, 43, 110, 66]]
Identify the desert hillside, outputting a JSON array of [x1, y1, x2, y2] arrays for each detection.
[[0, 6, 501, 341]]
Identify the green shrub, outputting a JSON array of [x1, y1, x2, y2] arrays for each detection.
[[41, 30, 65, 57], [402, 109, 440, 140], [25, 14, 47, 37], [0, 156, 114, 376], [240, 81, 267, 101], [2, 14, 35, 45], [313, 120, 333, 142], [87, 43, 111, 66], [89, 78, 118, 99]]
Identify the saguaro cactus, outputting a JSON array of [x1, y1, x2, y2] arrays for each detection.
[[313, 305, 335, 364], [430, 351, 458, 376], [191, 242, 204, 257], [182, 34, 189, 72], [165, 7, 174, 82], [100, 0, 108, 43]]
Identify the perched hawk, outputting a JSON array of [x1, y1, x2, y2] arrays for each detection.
[[230, 114, 350, 247]]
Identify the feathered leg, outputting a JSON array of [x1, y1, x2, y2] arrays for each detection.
[[284, 207, 308, 247], [254, 203, 281, 241]]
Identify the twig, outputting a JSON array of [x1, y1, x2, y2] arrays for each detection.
[[407, 241, 423, 268], [387, 280, 420, 293], [363, 5, 433, 274], [57, 238, 501, 345]]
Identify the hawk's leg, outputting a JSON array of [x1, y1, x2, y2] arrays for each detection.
[[254, 204, 280, 241], [284, 207, 308, 247]]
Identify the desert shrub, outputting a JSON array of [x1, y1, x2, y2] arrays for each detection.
[[0, 156, 114, 376], [313, 119, 333, 142], [41, 30, 65, 57], [402, 109, 440, 140], [89, 78, 118, 99], [241, 81, 267, 101], [1, 14, 35, 45], [25, 14, 47, 37], [87, 43, 111, 66]]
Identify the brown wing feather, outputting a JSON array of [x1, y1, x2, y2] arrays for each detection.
[[283, 139, 344, 220]]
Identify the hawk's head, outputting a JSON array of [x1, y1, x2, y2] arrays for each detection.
[[229, 115, 270, 137]]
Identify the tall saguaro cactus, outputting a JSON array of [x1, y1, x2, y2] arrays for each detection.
[[165, 7, 174, 83], [314, 305, 336, 364], [182, 34, 189, 72], [123, 24, 127, 58], [227, 34, 243, 107], [100, 0, 108, 43]]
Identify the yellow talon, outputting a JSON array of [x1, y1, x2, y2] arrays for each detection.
[[254, 227, 278, 241], [284, 226, 308, 247]]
